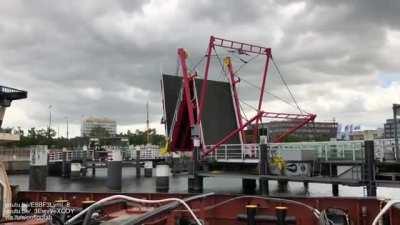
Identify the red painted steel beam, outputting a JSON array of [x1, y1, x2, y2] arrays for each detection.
[[177, 48, 196, 127], [197, 36, 215, 124], [253, 54, 271, 142], [213, 36, 272, 56], [224, 57, 244, 141], [202, 111, 264, 157], [272, 114, 317, 142]]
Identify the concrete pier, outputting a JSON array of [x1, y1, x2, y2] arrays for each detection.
[[29, 145, 48, 190], [106, 148, 122, 190], [144, 161, 153, 177], [155, 164, 170, 192]]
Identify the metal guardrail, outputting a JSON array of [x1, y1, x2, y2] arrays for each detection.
[[269, 140, 365, 161], [205, 139, 399, 163], [206, 144, 260, 161], [48, 146, 165, 162]]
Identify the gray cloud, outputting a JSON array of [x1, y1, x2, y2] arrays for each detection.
[[2, 0, 400, 136]]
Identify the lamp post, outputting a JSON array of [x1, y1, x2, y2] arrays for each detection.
[[48, 105, 52, 138], [65, 116, 69, 139], [393, 104, 400, 161]]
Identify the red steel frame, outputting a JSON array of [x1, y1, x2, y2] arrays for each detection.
[[175, 36, 316, 157], [178, 48, 196, 127], [224, 57, 244, 141]]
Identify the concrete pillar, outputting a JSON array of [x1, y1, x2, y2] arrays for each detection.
[[144, 161, 153, 177], [277, 180, 288, 193], [136, 150, 141, 178], [106, 148, 122, 190], [242, 178, 257, 195], [29, 145, 48, 190], [155, 164, 170, 192]]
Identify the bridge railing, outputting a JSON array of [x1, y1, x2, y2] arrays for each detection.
[[269, 140, 365, 161], [205, 144, 260, 161], [205, 140, 368, 162], [48, 150, 96, 162]]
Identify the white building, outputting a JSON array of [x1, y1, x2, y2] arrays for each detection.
[[81, 117, 117, 137]]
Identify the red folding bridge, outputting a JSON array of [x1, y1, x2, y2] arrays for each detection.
[[161, 36, 316, 158]]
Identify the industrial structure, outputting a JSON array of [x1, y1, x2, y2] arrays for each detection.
[[0, 85, 27, 144], [81, 117, 117, 137], [159, 36, 400, 195], [250, 120, 338, 141]]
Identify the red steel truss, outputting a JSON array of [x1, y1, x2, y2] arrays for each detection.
[[172, 36, 316, 156]]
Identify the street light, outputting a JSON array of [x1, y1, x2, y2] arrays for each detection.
[[393, 104, 400, 161], [65, 116, 69, 139]]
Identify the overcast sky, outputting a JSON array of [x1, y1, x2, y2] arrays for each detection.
[[2, 0, 400, 137]]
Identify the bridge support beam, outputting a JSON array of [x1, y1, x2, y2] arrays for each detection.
[[29, 145, 48, 190], [106, 148, 122, 190]]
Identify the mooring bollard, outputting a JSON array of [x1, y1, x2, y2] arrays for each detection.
[[29, 145, 48, 190], [156, 164, 170, 192], [106, 148, 122, 190], [144, 161, 153, 177]]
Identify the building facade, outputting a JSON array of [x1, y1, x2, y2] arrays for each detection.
[[384, 119, 400, 139], [254, 120, 338, 142], [81, 117, 117, 137], [350, 129, 383, 140]]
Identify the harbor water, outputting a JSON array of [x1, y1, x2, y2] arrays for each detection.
[[8, 167, 400, 199]]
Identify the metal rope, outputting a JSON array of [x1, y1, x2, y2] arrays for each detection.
[[271, 56, 305, 114]]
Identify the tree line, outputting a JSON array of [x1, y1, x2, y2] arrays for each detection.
[[11, 126, 165, 148]]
